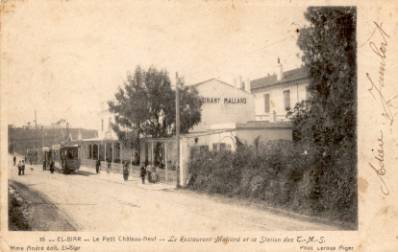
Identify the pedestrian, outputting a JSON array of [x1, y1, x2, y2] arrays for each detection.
[[107, 159, 111, 173], [17, 161, 22, 176], [50, 159, 55, 174], [151, 162, 159, 183], [122, 161, 129, 182], [96, 159, 101, 174], [146, 162, 153, 183], [21, 160, 25, 175], [140, 164, 146, 184], [13, 156, 16, 166], [43, 159, 47, 171]]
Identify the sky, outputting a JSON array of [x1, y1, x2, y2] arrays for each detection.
[[2, 0, 308, 131]]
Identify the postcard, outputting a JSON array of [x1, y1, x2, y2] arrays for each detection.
[[1, 0, 397, 251]]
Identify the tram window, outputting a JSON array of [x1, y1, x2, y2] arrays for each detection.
[[67, 149, 75, 159]]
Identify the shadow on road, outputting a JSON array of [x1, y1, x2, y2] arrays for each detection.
[[49, 167, 97, 177], [74, 170, 97, 176]]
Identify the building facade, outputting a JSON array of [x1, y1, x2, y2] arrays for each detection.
[[29, 77, 297, 186], [190, 78, 255, 132], [8, 125, 98, 155], [141, 79, 294, 186], [250, 66, 309, 122]]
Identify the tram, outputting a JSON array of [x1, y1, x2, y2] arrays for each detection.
[[59, 144, 80, 174], [44, 143, 81, 174]]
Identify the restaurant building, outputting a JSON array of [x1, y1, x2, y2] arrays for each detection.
[[143, 78, 293, 186], [76, 77, 295, 186]]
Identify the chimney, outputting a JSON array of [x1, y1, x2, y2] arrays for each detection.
[[239, 76, 244, 90], [246, 78, 251, 92], [276, 57, 283, 81]]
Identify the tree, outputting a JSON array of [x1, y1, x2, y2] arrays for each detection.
[[108, 66, 202, 148], [291, 7, 357, 222]]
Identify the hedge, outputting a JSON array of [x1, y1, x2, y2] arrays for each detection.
[[187, 140, 356, 225]]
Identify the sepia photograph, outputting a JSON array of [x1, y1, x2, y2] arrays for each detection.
[[4, 2, 357, 234], [4, 0, 398, 251]]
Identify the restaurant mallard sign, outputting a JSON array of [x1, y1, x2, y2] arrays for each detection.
[[200, 97, 247, 104]]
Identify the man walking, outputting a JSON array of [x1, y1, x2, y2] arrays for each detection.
[[13, 156, 16, 166], [96, 159, 101, 174], [107, 159, 111, 173], [123, 161, 129, 182], [140, 165, 146, 184], [50, 159, 55, 174], [17, 161, 22, 176], [21, 160, 25, 175]]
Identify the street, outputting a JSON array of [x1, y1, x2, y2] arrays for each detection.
[[8, 156, 337, 232]]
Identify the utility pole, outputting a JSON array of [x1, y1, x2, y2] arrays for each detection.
[[175, 72, 180, 188], [34, 110, 38, 129], [41, 126, 44, 146]]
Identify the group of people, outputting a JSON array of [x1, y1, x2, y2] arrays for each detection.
[[13, 156, 26, 176], [95, 159, 112, 174], [139, 161, 159, 184], [42, 159, 55, 173], [93, 158, 160, 184]]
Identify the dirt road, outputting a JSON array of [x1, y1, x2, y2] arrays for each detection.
[[8, 157, 338, 232]]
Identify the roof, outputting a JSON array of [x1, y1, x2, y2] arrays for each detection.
[[191, 78, 252, 94], [250, 67, 309, 91]]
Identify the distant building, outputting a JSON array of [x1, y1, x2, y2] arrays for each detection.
[[8, 125, 98, 155], [250, 63, 309, 122]]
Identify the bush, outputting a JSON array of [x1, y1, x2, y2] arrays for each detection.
[[187, 139, 356, 225], [8, 190, 31, 231]]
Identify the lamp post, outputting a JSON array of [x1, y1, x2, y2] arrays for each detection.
[[175, 72, 181, 188]]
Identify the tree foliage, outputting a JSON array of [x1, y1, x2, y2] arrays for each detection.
[[290, 7, 357, 222], [108, 66, 202, 147]]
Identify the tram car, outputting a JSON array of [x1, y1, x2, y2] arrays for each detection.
[[45, 143, 81, 174], [59, 144, 80, 174]]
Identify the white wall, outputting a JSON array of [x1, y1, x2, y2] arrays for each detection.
[[191, 79, 255, 132], [254, 82, 308, 121]]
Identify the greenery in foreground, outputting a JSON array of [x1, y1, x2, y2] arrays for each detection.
[[188, 140, 355, 225]]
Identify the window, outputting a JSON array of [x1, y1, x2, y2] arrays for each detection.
[[212, 143, 227, 152], [283, 90, 291, 111], [264, 93, 270, 113], [199, 145, 209, 154], [212, 143, 218, 151]]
